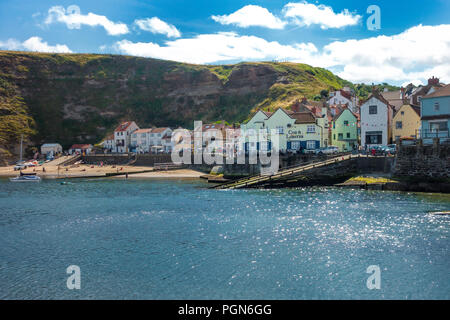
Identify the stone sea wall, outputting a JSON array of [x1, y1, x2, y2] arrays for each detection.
[[394, 139, 450, 180]]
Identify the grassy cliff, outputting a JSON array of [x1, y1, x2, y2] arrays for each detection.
[[0, 51, 362, 156]]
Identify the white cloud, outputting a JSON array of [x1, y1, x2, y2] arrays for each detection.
[[211, 5, 286, 29], [283, 1, 361, 29], [0, 36, 72, 53], [113, 24, 450, 85], [313, 24, 450, 83], [114, 32, 317, 64], [45, 5, 129, 36], [135, 17, 181, 38]]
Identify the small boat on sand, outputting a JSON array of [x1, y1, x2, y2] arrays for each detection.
[[10, 172, 41, 182]]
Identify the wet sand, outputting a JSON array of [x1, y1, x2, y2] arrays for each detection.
[[0, 162, 203, 179]]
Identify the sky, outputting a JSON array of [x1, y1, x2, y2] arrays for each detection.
[[1, 0, 449, 86]]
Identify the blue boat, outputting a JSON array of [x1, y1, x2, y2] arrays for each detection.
[[10, 172, 41, 182]]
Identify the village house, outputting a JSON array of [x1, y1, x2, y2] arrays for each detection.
[[161, 131, 174, 153], [129, 127, 174, 154], [114, 121, 139, 153], [69, 144, 93, 155], [240, 106, 328, 153], [327, 88, 359, 113], [100, 134, 115, 153], [40, 143, 62, 158], [331, 108, 359, 152], [150, 127, 173, 153], [409, 77, 445, 106], [392, 104, 421, 141], [197, 122, 231, 154], [420, 84, 450, 140], [381, 89, 404, 114], [360, 90, 394, 148], [130, 129, 153, 153]]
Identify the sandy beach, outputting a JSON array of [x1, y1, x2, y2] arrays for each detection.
[[0, 161, 203, 180]]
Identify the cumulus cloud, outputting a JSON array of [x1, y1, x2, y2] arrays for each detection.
[[283, 1, 361, 29], [211, 5, 286, 29], [0, 36, 72, 53], [45, 5, 129, 36], [315, 24, 450, 83], [114, 32, 317, 64], [135, 17, 181, 38], [113, 24, 450, 85]]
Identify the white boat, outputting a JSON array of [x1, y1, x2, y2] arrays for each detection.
[[10, 172, 41, 182]]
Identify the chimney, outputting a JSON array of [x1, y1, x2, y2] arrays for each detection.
[[428, 76, 439, 86], [400, 87, 405, 99], [292, 99, 301, 112]]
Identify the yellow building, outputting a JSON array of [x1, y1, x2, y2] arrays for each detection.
[[392, 104, 421, 140]]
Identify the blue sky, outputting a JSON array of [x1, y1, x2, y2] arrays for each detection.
[[1, 0, 449, 85]]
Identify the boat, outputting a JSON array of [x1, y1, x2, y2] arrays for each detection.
[[10, 172, 41, 182], [429, 211, 450, 216]]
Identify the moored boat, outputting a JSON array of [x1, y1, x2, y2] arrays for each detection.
[[10, 172, 41, 182]]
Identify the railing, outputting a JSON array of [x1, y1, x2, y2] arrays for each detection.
[[212, 153, 359, 189], [417, 129, 450, 139]]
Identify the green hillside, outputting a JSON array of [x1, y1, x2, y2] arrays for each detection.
[[0, 50, 394, 159]]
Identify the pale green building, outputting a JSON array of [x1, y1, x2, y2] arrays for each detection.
[[331, 108, 359, 152]]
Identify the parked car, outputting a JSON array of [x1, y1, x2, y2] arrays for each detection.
[[302, 149, 317, 154], [316, 146, 339, 155], [369, 145, 385, 155], [385, 144, 397, 155], [13, 162, 27, 171]]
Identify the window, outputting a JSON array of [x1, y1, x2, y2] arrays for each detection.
[[401, 111, 404, 115], [396, 121, 403, 129], [430, 121, 448, 131], [346, 132, 350, 138], [344, 120, 349, 126], [365, 131, 382, 145], [434, 102, 440, 111], [307, 125, 315, 133], [338, 133, 343, 140], [306, 141, 316, 149], [369, 105, 377, 114], [291, 141, 301, 150], [333, 134, 336, 140], [276, 126, 284, 134]]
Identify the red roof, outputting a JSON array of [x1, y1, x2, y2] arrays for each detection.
[[339, 90, 352, 101], [114, 121, 135, 132], [423, 84, 450, 99], [134, 128, 152, 134], [151, 127, 169, 133]]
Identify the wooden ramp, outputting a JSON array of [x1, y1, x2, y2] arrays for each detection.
[[211, 154, 362, 190]]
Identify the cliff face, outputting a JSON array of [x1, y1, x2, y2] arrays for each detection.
[[0, 51, 350, 153]]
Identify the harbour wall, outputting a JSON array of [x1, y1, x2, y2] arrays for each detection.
[[393, 138, 450, 180]]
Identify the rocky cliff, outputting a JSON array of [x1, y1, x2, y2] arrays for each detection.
[[0, 51, 351, 157]]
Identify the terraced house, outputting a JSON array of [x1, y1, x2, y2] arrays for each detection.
[[240, 107, 328, 153], [392, 104, 421, 140], [360, 91, 394, 148], [331, 108, 359, 152], [420, 84, 450, 141]]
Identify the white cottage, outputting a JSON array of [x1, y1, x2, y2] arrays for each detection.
[[360, 91, 394, 148], [327, 90, 358, 112], [114, 121, 139, 153], [240, 108, 327, 153]]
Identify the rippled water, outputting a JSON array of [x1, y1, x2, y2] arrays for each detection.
[[0, 178, 448, 299]]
